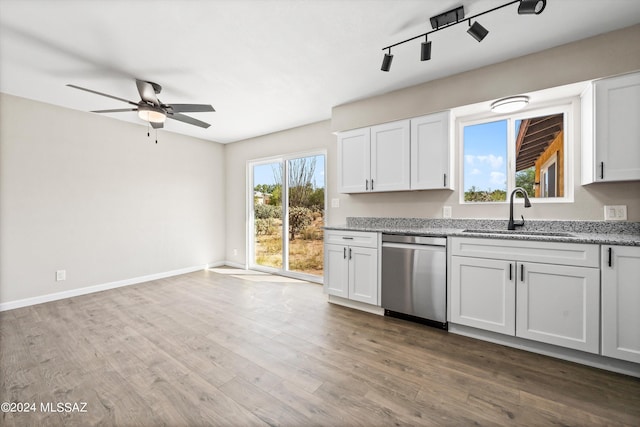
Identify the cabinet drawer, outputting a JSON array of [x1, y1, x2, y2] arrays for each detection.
[[324, 230, 378, 248], [451, 237, 599, 267]]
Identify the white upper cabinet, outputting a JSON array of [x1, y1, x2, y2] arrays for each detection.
[[337, 120, 410, 193], [370, 120, 411, 192], [337, 128, 370, 193], [411, 111, 453, 190], [582, 71, 640, 184]]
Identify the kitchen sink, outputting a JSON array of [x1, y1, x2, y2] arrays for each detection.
[[462, 229, 575, 237]]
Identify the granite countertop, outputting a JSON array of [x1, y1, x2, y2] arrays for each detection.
[[325, 218, 640, 246]]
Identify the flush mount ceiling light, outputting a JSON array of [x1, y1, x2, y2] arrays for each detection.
[[380, 0, 547, 72], [491, 96, 530, 113]]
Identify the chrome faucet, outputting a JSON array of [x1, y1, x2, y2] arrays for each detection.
[[508, 187, 532, 230]]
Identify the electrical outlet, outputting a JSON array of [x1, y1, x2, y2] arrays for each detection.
[[56, 270, 66, 281], [233, 249, 238, 256], [443, 206, 452, 218], [604, 205, 627, 221], [331, 198, 340, 208]]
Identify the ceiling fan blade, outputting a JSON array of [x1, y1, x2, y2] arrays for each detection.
[[67, 84, 138, 106], [136, 79, 160, 106], [167, 112, 211, 128], [167, 104, 215, 113], [91, 108, 138, 113], [150, 121, 164, 129]]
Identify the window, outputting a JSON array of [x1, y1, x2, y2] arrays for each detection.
[[460, 105, 571, 203]]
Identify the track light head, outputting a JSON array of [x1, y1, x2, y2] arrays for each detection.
[[381, 51, 393, 72], [421, 40, 432, 61], [467, 21, 489, 42], [518, 0, 546, 15]]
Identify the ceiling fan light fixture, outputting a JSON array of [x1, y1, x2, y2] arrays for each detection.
[[518, 0, 546, 15], [138, 105, 166, 123], [491, 96, 530, 113]]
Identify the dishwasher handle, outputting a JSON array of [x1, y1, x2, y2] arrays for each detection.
[[382, 242, 446, 251]]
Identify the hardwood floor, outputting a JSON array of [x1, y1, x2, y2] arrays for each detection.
[[1, 268, 639, 426]]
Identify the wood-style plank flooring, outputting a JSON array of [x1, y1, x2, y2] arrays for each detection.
[[1, 268, 639, 426]]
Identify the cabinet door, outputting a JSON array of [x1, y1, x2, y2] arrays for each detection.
[[348, 246, 379, 305], [516, 262, 600, 353], [338, 128, 370, 193], [370, 120, 410, 192], [324, 244, 348, 298], [411, 111, 452, 190], [450, 256, 515, 335], [594, 72, 640, 182], [602, 246, 640, 363]]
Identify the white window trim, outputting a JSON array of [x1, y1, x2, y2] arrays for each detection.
[[457, 99, 575, 204]]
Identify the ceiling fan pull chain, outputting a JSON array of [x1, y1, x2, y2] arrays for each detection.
[[155, 128, 158, 144], [147, 121, 150, 138]]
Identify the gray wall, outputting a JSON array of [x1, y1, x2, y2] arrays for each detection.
[[0, 93, 226, 305]]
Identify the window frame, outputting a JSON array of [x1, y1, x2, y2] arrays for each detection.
[[457, 100, 575, 204]]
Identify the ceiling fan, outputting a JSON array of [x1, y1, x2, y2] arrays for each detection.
[[67, 79, 215, 129]]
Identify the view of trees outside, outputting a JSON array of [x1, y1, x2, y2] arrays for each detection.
[[253, 155, 325, 277]]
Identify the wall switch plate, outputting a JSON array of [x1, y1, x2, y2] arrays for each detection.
[[604, 205, 627, 221], [331, 198, 340, 208], [443, 206, 452, 218], [56, 270, 66, 281]]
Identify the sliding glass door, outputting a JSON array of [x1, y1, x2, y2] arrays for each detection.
[[250, 152, 325, 280]]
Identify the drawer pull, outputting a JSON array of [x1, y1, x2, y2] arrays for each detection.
[[342, 236, 354, 240]]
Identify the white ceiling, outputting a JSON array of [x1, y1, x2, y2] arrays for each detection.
[[1, 0, 639, 143]]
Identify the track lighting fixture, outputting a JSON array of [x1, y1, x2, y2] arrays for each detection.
[[381, 49, 393, 72], [421, 37, 432, 61], [467, 20, 489, 42], [518, 0, 546, 15], [380, 0, 546, 71]]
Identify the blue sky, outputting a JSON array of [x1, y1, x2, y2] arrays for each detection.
[[463, 120, 508, 192], [253, 155, 325, 189]]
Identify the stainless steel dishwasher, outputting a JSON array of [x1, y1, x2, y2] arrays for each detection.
[[381, 234, 447, 329]]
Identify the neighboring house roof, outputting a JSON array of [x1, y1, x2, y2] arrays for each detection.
[[515, 114, 563, 171]]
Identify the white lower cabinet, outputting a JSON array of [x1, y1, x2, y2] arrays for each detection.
[[516, 262, 600, 353], [324, 230, 379, 306], [450, 238, 600, 353], [451, 256, 514, 335], [601, 245, 640, 363]]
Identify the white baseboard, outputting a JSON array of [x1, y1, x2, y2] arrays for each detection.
[[327, 295, 385, 316], [221, 261, 246, 269], [0, 264, 210, 312], [449, 323, 640, 378]]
